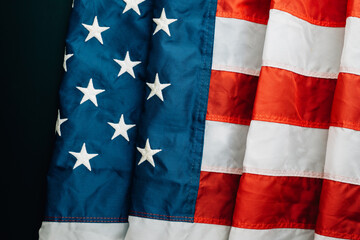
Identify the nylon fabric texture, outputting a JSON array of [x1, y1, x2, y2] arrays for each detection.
[[40, 0, 360, 239]]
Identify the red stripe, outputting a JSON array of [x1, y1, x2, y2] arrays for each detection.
[[232, 173, 322, 229], [331, 73, 360, 131], [216, 0, 271, 24], [316, 179, 360, 240], [194, 171, 240, 226], [271, 0, 347, 27], [347, 0, 360, 18], [253, 67, 336, 129], [206, 70, 258, 125]]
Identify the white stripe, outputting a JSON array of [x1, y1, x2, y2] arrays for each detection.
[[212, 17, 267, 76], [39, 222, 128, 240], [262, 9, 344, 78], [243, 121, 328, 177], [324, 127, 360, 185], [124, 216, 230, 240], [314, 234, 348, 240], [201, 120, 248, 174], [340, 17, 360, 76], [229, 227, 315, 240]]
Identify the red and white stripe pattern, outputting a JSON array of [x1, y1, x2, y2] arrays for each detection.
[[125, 1, 271, 239], [196, 0, 271, 231], [229, 0, 347, 239], [315, 1, 360, 239], [127, 0, 271, 236]]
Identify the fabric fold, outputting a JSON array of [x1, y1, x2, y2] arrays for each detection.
[[229, 1, 347, 240], [315, 1, 360, 239], [39, 0, 154, 238], [40, 0, 360, 239]]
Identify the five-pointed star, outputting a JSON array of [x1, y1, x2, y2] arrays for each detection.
[[122, 0, 146, 15], [55, 110, 68, 137], [108, 114, 136, 141], [63, 48, 73, 72], [146, 73, 171, 101], [82, 16, 110, 44], [69, 143, 98, 171], [113, 51, 141, 78], [137, 138, 162, 167], [76, 79, 105, 107], [153, 8, 177, 36]]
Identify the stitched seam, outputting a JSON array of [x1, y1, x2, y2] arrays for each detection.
[[130, 211, 193, 219], [216, 12, 268, 25], [243, 167, 323, 178], [253, 115, 330, 129], [131, 215, 192, 222], [44, 216, 127, 223], [201, 166, 243, 175], [323, 173, 360, 185], [130, 212, 193, 223], [339, 66, 360, 76], [233, 221, 316, 229], [212, 64, 260, 77], [206, 114, 251, 125], [189, 0, 219, 223], [262, 60, 339, 79], [44, 219, 126, 223], [45, 216, 127, 219]]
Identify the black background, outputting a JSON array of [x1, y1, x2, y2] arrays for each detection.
[[2, 0, 73, 239]]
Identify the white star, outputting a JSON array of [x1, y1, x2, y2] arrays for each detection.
[[108, 114, 136, 141], [69, 143, 98, 171], [122, 0, 146, 15], [137, 139, 162, 167], [63, 48, 73, 72], [76, 79, 105, 107], [146, 73, 171, 101], [153, 8, 177, 36], [82, 16, 110, 44], [55, 110, 68, 137], [113, 51, 141, 78]]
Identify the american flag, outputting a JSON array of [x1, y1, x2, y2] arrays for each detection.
[[39, 0, 360, 239]]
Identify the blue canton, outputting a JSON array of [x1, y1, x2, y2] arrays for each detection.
[[45, 0, 217, 224], [45, 0, 153, 222]]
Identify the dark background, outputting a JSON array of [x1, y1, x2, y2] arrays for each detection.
[[2, 0, 73, 239]]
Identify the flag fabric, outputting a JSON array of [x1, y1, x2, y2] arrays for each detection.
[[39, 0, 360, 240], [229, 0, 347, 239], [39, 0, 153, 238], [315, 0, 360, 239]]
